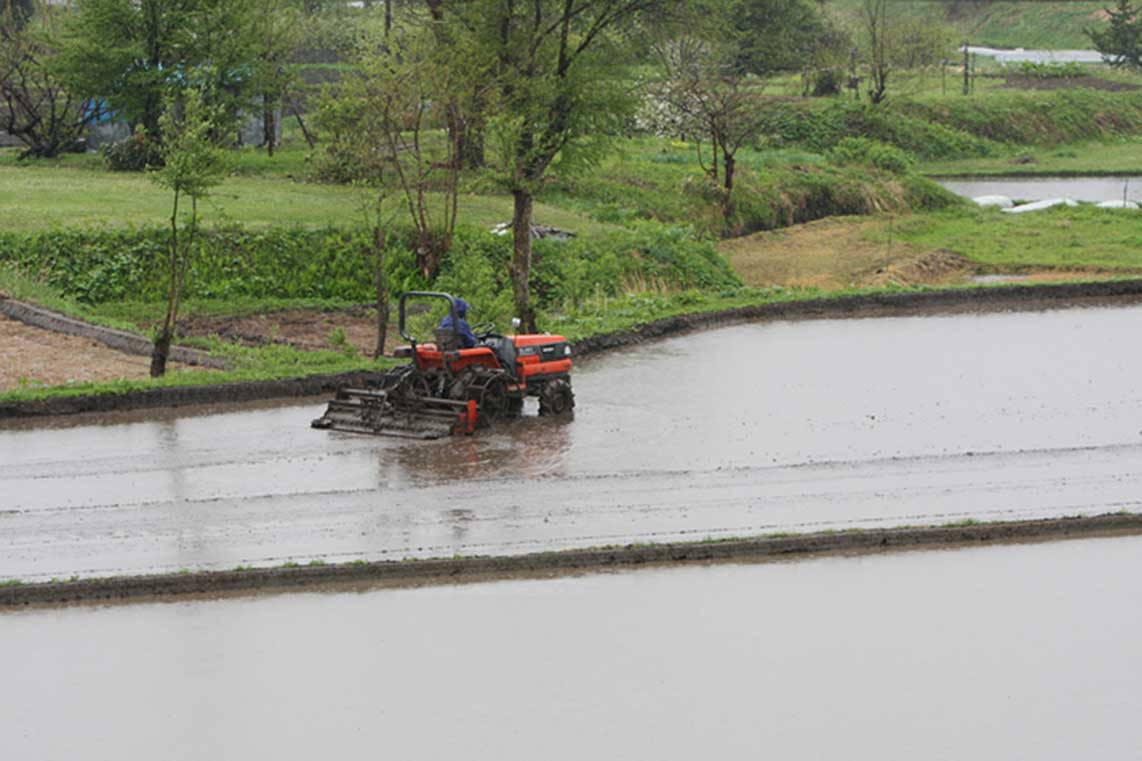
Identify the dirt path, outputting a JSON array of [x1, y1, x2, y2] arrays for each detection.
[[0, 314, 198, 392], [179, 306, 387, 357]]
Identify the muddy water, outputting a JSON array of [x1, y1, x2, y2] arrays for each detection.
[[939, 176, 1141, 204], [3, 304, 1142, 580], [4, 536, 1142, 760]]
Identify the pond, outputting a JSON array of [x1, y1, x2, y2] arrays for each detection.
[[939, 175, 1141, 204]]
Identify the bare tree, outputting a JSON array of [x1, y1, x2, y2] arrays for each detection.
[[863, 0, 890, 103], [653, 35, 768, 228], [0, 2, 100, 158]]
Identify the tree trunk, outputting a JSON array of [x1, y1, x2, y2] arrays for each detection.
[[459, 121, 486, 169], [149, 328, 172, 377], [722, 152, 736, 226], [152, 188, 181, 378], [373, 224, 389, 358], [510, 187, 537, 334], [263, 95, 276, 157]]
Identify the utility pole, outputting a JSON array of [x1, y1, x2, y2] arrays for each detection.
[[962, 42, 970, 95]]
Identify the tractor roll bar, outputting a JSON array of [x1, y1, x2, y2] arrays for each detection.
[[398, 291, 460, 347]]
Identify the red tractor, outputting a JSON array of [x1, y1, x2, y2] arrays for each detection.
[[312, 291, 574, 438]]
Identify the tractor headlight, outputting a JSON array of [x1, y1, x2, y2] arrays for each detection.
[[564, 345, 572, 356]]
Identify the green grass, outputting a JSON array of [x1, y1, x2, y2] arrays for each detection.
[[541, 137, 954, 237], [0, 159, 604, 235], [888, 205, 1142, 271], [922, 137, 1142, 176], [0, 263, 140, 332], [826, 0, 1110, 50], [89, 296, 365, 329], [0, 134, 947, 239]]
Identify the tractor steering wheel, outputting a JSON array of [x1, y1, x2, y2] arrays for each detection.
[[471, 321, 499, 340]]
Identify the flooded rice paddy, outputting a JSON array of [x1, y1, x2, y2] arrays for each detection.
[[939, 176, 1141, 204], [3, 535, 1141, 760], [3, 303, 1142, 581]]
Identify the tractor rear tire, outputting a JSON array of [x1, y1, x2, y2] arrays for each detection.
[[538, 379, 575, 416]]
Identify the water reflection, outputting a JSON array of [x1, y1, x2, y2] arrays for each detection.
[[378, 415, 574, 487]]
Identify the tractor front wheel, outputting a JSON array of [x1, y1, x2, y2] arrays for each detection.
[[538, 379, 575, 416]]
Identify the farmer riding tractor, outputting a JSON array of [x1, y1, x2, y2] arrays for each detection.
[[312, 291, 574, 439]]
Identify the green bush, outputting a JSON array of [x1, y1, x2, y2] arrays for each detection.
[[0, 226, 423, 304], [1013, 61, 1087, 79], [827, 137, 915, 174], [0, 223, 740, 315], [811, 69, 842, 97], [100, 134, 163, 172]]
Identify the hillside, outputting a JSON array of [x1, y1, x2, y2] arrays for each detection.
[[826, 0, 1110, 50]]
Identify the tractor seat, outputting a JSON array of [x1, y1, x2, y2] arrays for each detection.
[[434, 328, 460, 351], [483, 336, 519, 377]]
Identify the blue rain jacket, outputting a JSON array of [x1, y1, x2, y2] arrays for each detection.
[[439, 298, 477, 348]]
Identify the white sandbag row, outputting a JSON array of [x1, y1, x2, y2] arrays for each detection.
[[970, 195, 1139, 213]]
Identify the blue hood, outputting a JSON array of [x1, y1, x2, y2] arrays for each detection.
[[453, 298, 470, 317]]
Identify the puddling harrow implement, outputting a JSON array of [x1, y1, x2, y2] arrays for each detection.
[[312, 291, 574, 439]]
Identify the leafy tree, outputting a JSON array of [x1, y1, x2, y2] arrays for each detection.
[[731, 0, 828, 75], [1088, 0, 1142, 70], [316, 21, 471, 279], [424, 0, 487, 168], [54, 0, 260, 142], [148, 88, 229, 377], [249, 0, 302, 156], [2, 0, 34, 29], [1, 1, 101, 158], [55, 0, 192, 137], [470, 0, 659, 333]]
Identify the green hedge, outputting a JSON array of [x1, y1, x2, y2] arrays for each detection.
[[0, 224, 740, 313]]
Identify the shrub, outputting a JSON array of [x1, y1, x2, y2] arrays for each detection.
[[811, 69, 842, 97], [100, 134, 163, 172], [0, 223, 741, 315], [827, 137, 915, 174], [1014, 61, 1087, 79]]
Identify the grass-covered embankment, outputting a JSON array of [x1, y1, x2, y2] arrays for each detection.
[[724, 205, 1142, 290], [825, 0, 1111, 50], [921, 136, 1142, 176], [0, 135, 955, 240], [889, 205, 1142, 272], [760, 90, 1142, 162]]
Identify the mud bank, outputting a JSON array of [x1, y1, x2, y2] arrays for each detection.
[[6, 278, 1142, 419], [8, 535, 1140, 761], [0, 369, 387, 419], [0, 296, 225, 369], [572, 278, 1142, 356], [4, 512, 1139, 607]]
